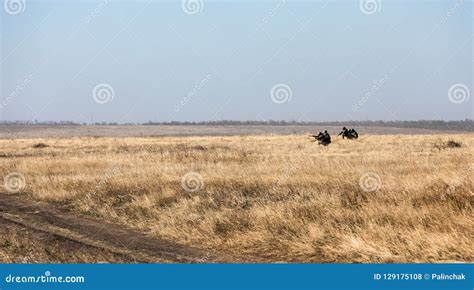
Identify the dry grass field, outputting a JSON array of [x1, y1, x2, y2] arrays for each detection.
[[1, 133, 473, 263]]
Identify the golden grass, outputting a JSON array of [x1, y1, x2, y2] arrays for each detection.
[[0, 226, 127, 263], [1, 134, 473, 262]]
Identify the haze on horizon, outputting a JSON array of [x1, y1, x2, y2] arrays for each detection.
[[1, 0, 472, 124]]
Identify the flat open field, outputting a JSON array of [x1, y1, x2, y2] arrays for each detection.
[[0, 124, 463, 139], [0, 133, 473, 263]]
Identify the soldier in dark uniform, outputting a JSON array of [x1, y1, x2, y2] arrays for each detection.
[[311, 130, 331, 145], [338, 127, 359, 139], [322, 130, 331, 145], [338, 127, 348, 139], [349, 128, 358, 139]]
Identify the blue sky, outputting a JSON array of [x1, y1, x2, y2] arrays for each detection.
[[1, 0, 472, 123]]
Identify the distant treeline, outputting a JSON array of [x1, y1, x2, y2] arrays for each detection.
[[1, 119, 472, 131]]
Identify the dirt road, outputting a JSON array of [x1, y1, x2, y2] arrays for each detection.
[[0, 193, 228, 263]]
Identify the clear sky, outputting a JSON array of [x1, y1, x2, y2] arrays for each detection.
[[1, 0, 472, 123]]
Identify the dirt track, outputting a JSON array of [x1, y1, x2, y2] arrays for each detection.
[[0, 193, 228, 263]]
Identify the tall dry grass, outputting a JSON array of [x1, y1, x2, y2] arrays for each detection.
[[0, 134, 472, 262], [0, 226, 129, 263]]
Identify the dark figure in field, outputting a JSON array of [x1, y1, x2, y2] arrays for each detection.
[[338, 127, 358, 139], [311, 130, 331, 146], [338, 127, 348, 136]]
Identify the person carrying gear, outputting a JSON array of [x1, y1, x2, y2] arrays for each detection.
[[338, 127, 349, 139], [349, 128, 358, 139], [310, 130, 331, 146], [338, 127, 359, 139], [321, 130, 331, 145]]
